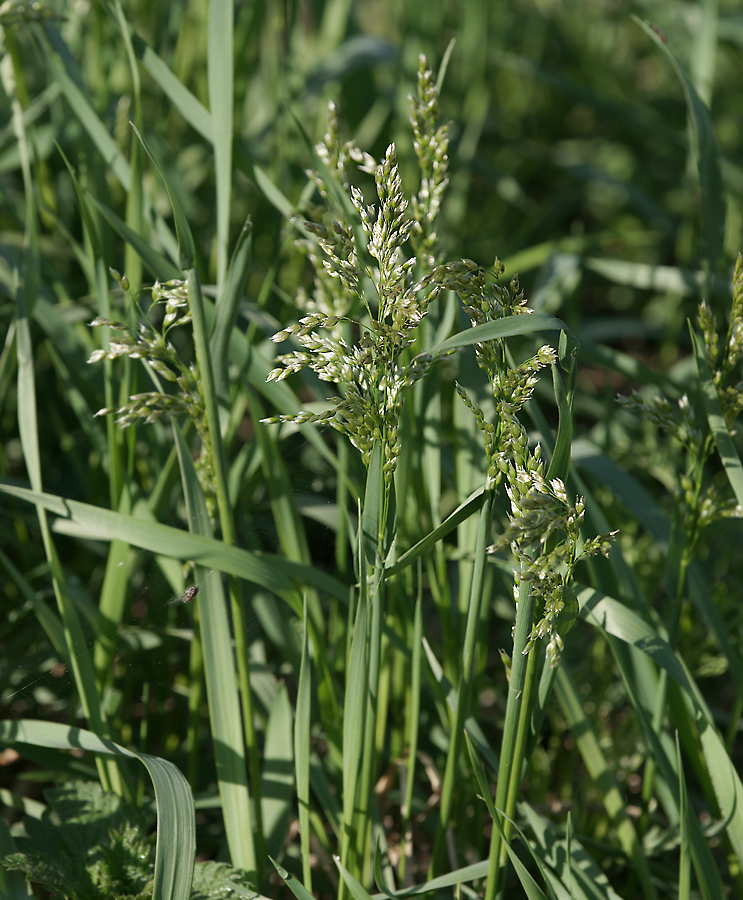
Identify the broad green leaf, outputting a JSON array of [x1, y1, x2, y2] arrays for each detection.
[[0, 720, 195, 900]]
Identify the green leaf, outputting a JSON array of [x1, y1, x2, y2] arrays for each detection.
[[211, 218, 252, 399], [465, 734, 553, 900], [0, 720, 195, 900], [334, 856, 375, 900], [385, 487, 485, 578], [207, 0, 233, 288], [294, 599, 312, 891], [173, 423, 256, 874], [578, 585, 743, 878]]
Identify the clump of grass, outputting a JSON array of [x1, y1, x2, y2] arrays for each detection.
[[3, 5, 743, 900]]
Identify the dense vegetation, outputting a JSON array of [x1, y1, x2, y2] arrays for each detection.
[[1, 1, 743, 898]]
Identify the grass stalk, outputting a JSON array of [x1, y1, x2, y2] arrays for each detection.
[[429, 491, 492, 876], [484, 560, 536, 900]]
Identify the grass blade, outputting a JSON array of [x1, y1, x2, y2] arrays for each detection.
[[173, 423, 256, 875], [0, 482, 347, 601], [634, 16, 724, 273], [207, 0, 233, 288]]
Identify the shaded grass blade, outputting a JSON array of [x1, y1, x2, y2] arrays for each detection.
[[133, 125, 195, 270], [634, 16, 725, 273]]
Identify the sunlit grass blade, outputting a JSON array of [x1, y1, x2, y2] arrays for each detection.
[[128, 32, 212, 140], [32, 27, 130, 190], [426, 312, 573, 356], [0, 482, 347, 601], [261, 683, 294, 861]]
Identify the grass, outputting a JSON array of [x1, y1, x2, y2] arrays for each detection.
[[2, 1, 743, 899]]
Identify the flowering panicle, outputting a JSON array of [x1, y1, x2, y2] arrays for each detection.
[[453, 266, 614, 666], [409, 53, 450, 267], [310, 100, 376, 200], [87, 272, 215, 506], [619, 255, 743, 544], [262, 61, 469, 481]]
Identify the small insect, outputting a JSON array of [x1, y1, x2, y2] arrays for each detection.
[[167, 584, 200, 606]]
